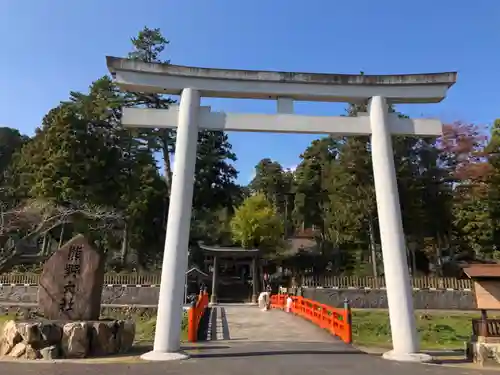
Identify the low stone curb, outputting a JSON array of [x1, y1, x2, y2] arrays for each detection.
[[0, 354, 144, 364]]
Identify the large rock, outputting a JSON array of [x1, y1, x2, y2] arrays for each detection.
[[24, 344, 39, 359], [119, 320, 136, 353], [40, 322, 62, 345], [0, 320, 22, 355], [38, 234, 105, 320], [40, 345, 60, 360], [61, 322, 89, 358], [16, 322, 42, 345], [0, 319, 135, 360], [89, 321, 118, 356], [9, 342, 26, 358]]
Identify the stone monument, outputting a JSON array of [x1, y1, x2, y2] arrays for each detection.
[[0, 234, 136, 360], [38, 234, 104, 320]]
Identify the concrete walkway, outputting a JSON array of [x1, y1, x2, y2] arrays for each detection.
[[211, 304, 342, 343], [0, 304, 494, 374]]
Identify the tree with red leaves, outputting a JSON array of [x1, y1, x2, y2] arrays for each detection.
[[446, 120, 499, 260]]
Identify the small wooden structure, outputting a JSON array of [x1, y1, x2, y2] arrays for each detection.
[[185, 266, 210, 299], [198, 243, 261, 304], [464, 264, 500, 338]]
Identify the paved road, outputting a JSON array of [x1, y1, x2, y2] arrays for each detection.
[[0, 305, 493, 374], [0, 341, 492, 375]]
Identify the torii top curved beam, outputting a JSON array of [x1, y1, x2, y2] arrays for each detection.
[[107, 56, 457, 104]]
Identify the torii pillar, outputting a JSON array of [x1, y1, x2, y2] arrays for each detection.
[[369, 96, 419, 360]]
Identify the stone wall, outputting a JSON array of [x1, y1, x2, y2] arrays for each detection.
[[301, 287, 476, 310], [0, 285, 160, 306], [0, 284, 476, 310]]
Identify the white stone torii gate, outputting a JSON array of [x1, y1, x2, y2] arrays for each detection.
[[106, 57, 457, 362]]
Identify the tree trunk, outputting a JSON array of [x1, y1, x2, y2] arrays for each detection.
[[161, 132, 173, 227], [368, 218, 378, 280], [411, 243, 417, 275], [58, 224, 65, 249], [405, 241, 413, 275], [161, 132, 173, 195], [0, 204, 4, 234], [435, 232, 443, 276], [405, 238, 417, 275], [120, 222, 129, 266], [41, 234, 48, 255]]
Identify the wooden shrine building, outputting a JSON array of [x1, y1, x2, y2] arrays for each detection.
[[198, 243, 261, 304]]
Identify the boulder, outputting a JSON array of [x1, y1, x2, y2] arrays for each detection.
[[16, 322, 42, 345], [62, 322, 89, 358], [25, 344, 39, 360], [0, 320, 22, 355], [40, 322, 62, 345], [119, 320, 136, 353], [0, 319, 135, 360], [9, 342, 26, 358], [40, 345, 60, 360], [89, 321, 118, 356]]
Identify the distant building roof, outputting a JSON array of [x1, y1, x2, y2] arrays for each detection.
[[186, 267, 209, 278]]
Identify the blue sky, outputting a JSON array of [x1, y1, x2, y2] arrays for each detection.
[[0, 1, 499, 184]]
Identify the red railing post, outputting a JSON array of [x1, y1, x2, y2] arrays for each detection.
[[343, 298, 352, 344], [187, 291, 209, 342], [187, 302, 197, 342]]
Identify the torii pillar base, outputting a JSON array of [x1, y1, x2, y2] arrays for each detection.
[[382, 350, 432, 363], [141, 350, 190, 362]]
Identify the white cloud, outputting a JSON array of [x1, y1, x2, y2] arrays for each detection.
[[247, 170, 256, 183]]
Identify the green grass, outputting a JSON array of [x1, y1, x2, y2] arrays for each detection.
[[0, 314, 15, 330], [114, 311, 189, 345], [352, 310, 481, 350]]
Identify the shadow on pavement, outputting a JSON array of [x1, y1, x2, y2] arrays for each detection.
[[426, 349, 470, 365], [132, 344, 232, 353], [424, 349, 464, 356], [190, 349, 365, 359], [182, 345, 231, 350]]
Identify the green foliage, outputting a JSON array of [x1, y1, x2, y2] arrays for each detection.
[[0, 127, 29, 207], [230, 193, 285, 256]]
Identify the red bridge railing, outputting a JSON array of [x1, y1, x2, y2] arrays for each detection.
[[270, 294, 352, 344], [187, 291, 209, 342]]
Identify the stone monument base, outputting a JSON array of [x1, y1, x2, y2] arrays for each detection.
[[0, 319, 135, 360], [467, 336, 500, 366]]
